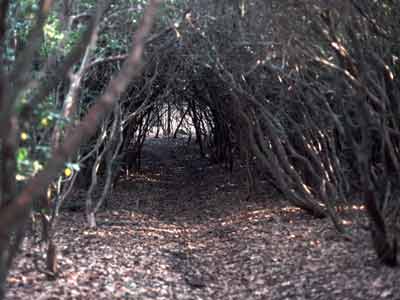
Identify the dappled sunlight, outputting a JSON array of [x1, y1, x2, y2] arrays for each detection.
[[280, 206, 302, 213], [219, 208, 274, 226], [340, 205, 365, 211], [3, 0, 400, 299]]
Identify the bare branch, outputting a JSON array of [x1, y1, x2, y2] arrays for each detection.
[[0, 0, 10, 47]]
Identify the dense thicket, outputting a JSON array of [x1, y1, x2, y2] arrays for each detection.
[[0, 1, 399, 298]]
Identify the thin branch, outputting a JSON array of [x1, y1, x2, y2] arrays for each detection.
[[0, 0, 10, 47]]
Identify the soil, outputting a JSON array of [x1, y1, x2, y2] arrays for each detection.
[[5, 138, 400, 300]]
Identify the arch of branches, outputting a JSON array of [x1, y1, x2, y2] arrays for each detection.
[[0, 3, 398, 294], [2, 2, 393, 282], [71, 1, 400, 267]]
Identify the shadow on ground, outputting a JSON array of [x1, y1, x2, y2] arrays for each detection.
[[6, 138, 400, 300]]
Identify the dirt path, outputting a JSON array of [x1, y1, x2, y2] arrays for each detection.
[[6, 138, 400, 300]]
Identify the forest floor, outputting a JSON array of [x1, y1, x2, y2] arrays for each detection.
[[6, 138, 400, 300]]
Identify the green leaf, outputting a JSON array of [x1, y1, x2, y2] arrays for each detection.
[[17, 148, 29, 162]]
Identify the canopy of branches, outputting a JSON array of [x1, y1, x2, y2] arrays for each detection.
[[0, 0, 399, 298]]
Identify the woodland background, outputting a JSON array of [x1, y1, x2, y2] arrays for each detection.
[[0, 0, 399, 299]]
